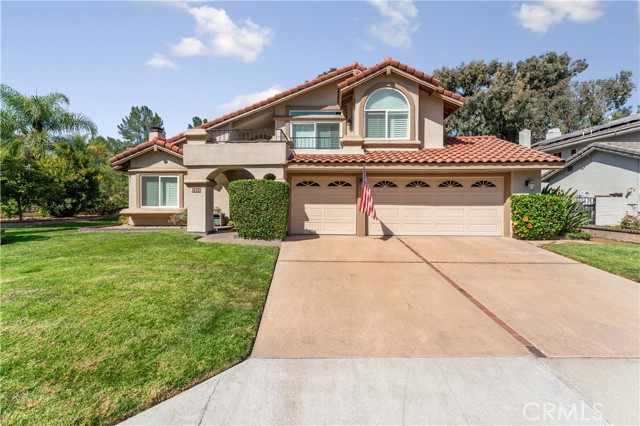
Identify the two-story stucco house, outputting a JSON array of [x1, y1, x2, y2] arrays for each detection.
[[110, 57, 563, 236], [533, 114, 640, 225]]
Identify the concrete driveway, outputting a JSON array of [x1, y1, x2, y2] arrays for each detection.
[[123, 236, 640, 425], [252, 236, 639, 359]]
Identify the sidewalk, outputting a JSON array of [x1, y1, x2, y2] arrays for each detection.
[[120, 357, 638, 425]]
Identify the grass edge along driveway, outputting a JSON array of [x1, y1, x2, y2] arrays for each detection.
[[1, 219, 279, 425], [541, 241, 640, 282]]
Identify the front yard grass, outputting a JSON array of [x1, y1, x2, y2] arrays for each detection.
[[0, 219, 279, 425], [541, 242, 640, 282]]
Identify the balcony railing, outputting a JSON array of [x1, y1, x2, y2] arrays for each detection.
[[207, 128, 289, 143], [292, 137, 341, 149]]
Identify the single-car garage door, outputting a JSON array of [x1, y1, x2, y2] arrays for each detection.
[[368, 177, 504, 236], [291, 176, 356, 235]]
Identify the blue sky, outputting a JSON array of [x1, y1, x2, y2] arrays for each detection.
[[3, 1, 639, 140]]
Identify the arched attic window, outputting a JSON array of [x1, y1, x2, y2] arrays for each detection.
[[364, 88, 409, 139]]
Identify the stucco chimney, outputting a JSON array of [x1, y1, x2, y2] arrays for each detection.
[[148, 126, 165, 141], [546, 128, 562, 140], [518, 129, 531, 148]]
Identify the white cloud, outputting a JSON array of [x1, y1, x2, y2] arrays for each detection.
[[218, 86, 283, 113], [368, 0, 418, 49], [515, 1, 604, 34], [171, 5, 274, 62], [146, 53, 177, 69]]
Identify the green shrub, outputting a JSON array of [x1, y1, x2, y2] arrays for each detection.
[[169, 209, 187, 226], [229, 179, 290, 240], [511, 194, 566, 240], [566, 231, 592, 240], [541, 185, 592, 233], [1, 200, 23, 218], [620, 214, 640, 230]]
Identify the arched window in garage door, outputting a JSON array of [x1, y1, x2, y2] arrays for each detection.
[[438, 180, 463, 188], [328, 181, 353, 187], [373, 180, 398, 188], [471, 180, 497, 188], [406, 180, 430, 188], [296, 180, 320, 187]]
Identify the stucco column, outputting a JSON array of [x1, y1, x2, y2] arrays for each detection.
[[185, 181, 215, 234]]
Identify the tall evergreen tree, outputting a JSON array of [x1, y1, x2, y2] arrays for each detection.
[[117, 106, 164, 146]]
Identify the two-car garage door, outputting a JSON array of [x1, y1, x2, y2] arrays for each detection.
[[290, 176, 504, 236]]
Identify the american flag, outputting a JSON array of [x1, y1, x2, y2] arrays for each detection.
[[359, 167, 378, 221]]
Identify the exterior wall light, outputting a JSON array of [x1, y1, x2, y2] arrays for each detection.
[[525, 178, 535, 190]]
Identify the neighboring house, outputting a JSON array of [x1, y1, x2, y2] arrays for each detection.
[[110, 57, 562, 236], [532, 115, 640, 225]]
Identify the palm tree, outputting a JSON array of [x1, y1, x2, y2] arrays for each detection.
[[0, 84, 97, 158]]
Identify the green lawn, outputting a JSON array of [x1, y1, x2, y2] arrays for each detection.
[[542, 242, 640, 282], [0, 219, 279, 425]]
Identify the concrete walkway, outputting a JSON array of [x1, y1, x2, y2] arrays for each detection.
[[121, 357, 638, 425], [121, 236, 639, 425]]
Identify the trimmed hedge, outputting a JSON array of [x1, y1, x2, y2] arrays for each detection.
[[229, 179, 290, 240], [511, 194, 566, 240]]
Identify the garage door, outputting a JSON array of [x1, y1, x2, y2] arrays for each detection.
[[291, 176, 356, 235], [368, 177, 504, 236]]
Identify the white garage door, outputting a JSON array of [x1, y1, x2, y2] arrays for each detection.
[[368, 177, 504, 236], [291, 176, 356, 235]]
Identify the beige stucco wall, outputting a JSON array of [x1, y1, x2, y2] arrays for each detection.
[[352, 74, 420, 147], [121, 151, 187, 225], [510, 170, 542, 195], [418, 95, 444, 148], [183, 142, 288, 168], [130, 151, 187, 170], [274, 84, 340, 116]]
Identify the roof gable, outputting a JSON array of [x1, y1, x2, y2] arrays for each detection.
[[337, 57, 465, 117], [543, 141, 640, 180], [110, 138, 184, 170]]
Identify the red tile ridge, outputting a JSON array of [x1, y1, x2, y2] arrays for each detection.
[[109, 137, 184, 165], [337, 57, 466, 103]]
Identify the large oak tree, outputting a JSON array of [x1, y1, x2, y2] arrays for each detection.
[[433, 52, 635, 142]]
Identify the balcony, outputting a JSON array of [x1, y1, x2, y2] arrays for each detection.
[[207, 128, 289, 144], [292, 136, 341, 150]]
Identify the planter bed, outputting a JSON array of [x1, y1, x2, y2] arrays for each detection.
[[78, 225, 186, 233], [1, 215, 113, 228], [582, 225, 640, 244]]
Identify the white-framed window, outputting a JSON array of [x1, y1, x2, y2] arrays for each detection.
[[140, 175, 179, 207], [365, 88, 409, 140], [291, 122, 341, 149], [289, 110, 341, 117]]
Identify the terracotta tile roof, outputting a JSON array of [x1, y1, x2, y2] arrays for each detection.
[[288, 136, 564, 165], [337, 57, 466, 103], [181, 61, 367, 140], [109, 137, 183, 164], [109, 62, 365, 166]]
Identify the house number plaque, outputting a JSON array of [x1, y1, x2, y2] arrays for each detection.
[[192, 188, 202, 193]]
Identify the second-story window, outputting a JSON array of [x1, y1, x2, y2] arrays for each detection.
[[365, 88, 409, 139], [291, 122, 341, 149]]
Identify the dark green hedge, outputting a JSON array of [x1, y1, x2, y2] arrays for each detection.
[[229, 179, 290, 240], [511, 194, 566, 240]]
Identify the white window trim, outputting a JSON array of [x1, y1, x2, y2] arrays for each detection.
[[289, 110, 342, 117], [291, 121, 342, 149], [364, 88, 410, 141], [140, 175, 180, 208]]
